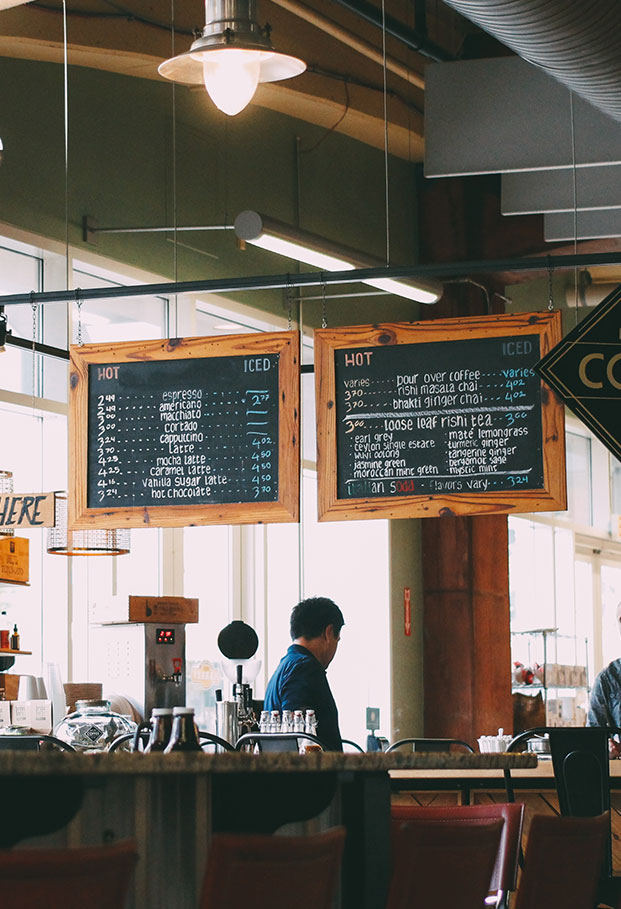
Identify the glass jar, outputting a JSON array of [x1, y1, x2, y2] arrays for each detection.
[[54, 699, 136, 752]]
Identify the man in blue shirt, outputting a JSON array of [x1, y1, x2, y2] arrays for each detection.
[[264, 596, 344, 751]]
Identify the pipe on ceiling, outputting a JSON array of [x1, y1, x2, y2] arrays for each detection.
[[440, 0, 621, 122], [330, 0, 451, 63], [270, 0, 425, 89]]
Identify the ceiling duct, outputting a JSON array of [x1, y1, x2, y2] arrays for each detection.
[[440, 0, 621, 122]]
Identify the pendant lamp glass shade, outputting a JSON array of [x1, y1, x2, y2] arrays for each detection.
[[47, 495, 130, 556], [202, 50, 263, 117], [158, 0, 306, 116]]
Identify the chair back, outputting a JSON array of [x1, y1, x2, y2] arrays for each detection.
[[391, 802, 524, 897], [386, 737, 474, 753], [199, 827, 346, 909], [0, 839, 138, 909], [0, 734, 75, 752], [108, 729, 234, 752], [234, 732, 325, 752], [506, 725, 618, 876], [388, 817, 503, 909], [512, 812, 609, 909]]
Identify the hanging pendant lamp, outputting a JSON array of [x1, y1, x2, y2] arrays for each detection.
[[0, 470, 14, 538], [158, 0, 306, 116], [47, 495, 130, 556]]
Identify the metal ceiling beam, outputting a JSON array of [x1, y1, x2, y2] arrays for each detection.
[[0, 251, 620, 307]]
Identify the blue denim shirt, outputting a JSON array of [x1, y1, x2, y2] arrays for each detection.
[[264, 644, 343, 751], [588, 658, 621, 727]]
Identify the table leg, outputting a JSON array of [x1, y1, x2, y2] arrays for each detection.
[[339, 771, 391, 909]]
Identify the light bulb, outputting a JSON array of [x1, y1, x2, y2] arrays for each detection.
[[202, 50, 264, 116]]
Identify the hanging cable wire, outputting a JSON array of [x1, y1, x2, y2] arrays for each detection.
[[380, 0, 390, 266], [170, 0, 179, 337], [569, 91, 579, 324], [62, 0, 69, 294]]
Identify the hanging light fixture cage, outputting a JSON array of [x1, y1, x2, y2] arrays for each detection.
[[158, 0, 306, 116], [47, 495, 130, 556], [0, 470, 14, 538]]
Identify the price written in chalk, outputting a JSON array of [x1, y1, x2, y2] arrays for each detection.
[[334, 335, 544, 499]]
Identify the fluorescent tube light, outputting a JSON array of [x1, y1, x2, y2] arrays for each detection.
[[234, 211, 442, 305]]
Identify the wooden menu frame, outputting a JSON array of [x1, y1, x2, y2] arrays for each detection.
[[69, 331, 299, 529], [315, 312, 566, 521]]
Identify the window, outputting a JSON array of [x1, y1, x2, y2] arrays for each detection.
[[510, 413, 621, 722], [0, 227, 394, 747]]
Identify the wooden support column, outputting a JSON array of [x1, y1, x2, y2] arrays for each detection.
[[422, 513, 512, 743], [417, 172, 544, 742]]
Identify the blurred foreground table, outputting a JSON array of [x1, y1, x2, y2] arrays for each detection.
[[0, 750, 536, 909]]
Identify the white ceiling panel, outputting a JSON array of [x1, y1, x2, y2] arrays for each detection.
[[502, 165, 621, 215], [425, 58, 621, 178], [544, 209, 621, 241]]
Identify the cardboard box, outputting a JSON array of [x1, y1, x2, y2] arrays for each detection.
[[27, 699, 52, 733], [129, 595, 199, 624], [0, 674, 20, 701], [9, 700, 52, 733], [0, 536, 29, 585], [10, 700, 28, 726]]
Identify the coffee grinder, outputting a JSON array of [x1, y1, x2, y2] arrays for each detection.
[[215, 620, 261, 746]]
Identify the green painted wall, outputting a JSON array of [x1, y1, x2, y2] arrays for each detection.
[[0, 56, 422, 328]]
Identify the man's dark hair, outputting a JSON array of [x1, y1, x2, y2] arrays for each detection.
[[290, 596, 344, 641]]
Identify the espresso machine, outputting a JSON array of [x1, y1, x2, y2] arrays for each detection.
[[215, 620, 261, 746], [90, 620, 187, 719]]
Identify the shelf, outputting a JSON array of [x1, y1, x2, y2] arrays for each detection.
[[512, 684, 588, 691], [0, 649, 31, 655], [0, 580, 30, 588]]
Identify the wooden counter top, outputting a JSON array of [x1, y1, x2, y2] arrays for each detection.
[[0, 749, 537, 776]]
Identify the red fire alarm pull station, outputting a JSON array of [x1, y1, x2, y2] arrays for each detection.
[[404, 587, 411, 636]]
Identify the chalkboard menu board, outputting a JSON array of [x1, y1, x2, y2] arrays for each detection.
[[69, 332, 299, 528], [315, 313, 566, 521]]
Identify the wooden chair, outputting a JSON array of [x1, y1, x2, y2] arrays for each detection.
[[391, 802, 525, 909], [387, 817, 504, 909], [199, 827, 346, 909], [512, 813, 609, 909], [0, 839, 138, 908]]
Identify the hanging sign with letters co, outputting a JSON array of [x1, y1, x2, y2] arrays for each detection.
[[536, 285, 621, 462]]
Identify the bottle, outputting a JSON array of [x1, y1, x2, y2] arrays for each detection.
[[293, 710, 305, 733], [259, 710, 270, 733], [305, 709, 318, 737], [281, 709, 293, 733], [269, 710, 280, 734], [164, 706, 202, 752], [9, 625, 19, 651], [144, 707, 174, 753]]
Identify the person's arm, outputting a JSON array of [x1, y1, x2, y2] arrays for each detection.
[[588, 672, 621, 757], [588, 672, 614, 726]]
